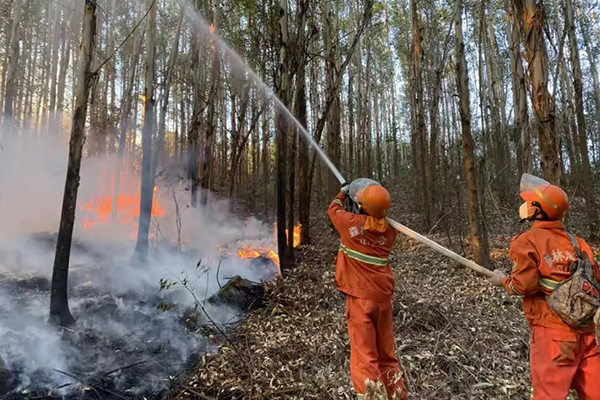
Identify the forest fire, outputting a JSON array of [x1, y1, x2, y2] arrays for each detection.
[[234, 224, 302, 266], [80, 188, 166, 239]]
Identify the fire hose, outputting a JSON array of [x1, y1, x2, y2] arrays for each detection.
[[344, 178, 495, 279]]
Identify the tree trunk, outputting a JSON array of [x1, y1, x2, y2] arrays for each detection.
[[410, 0, 432, 228], [57, 8, 77, 114], [276, 0, 290, 270], [508, 0, 530, 174], [455, 0, 490, 267], [3, 0, 23, 120], [365, 40, 372, 178], [48, 3, 62, 118], [324, 0, 341, 199], [112, 20, 143, 220], [189, 34, 203, 208], [565, 0, 598, 236], [580, 11, 600, 158], [200, 1, 220, 206], [297, 61, 310, 244], [154, 8, 184, 180], [514, 0, 560, 184], [50, 0, 96, 327], [347, 64, 355, 177], [134, 0, 157, 261]]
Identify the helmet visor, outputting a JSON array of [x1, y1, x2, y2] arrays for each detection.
[[349, 178, 381, 203], [520, 173, 550, 195]]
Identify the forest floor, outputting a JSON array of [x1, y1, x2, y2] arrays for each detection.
[[171, 204, 546, 399]]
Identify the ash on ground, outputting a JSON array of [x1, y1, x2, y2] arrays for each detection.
[[0, 234, 274, 399]]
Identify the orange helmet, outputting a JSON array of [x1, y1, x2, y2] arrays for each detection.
[[519, 174, 568, 221], [357, 185, 391, 219]]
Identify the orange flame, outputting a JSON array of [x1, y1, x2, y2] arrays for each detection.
[[232, 224, 302, 267], [80, 168, 166, 239]]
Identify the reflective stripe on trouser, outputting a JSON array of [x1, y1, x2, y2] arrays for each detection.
[[346, 296, 407, 400], [530, 326, 600, 400], [531, 389, 580, 399], [339, 245, 389, 266]]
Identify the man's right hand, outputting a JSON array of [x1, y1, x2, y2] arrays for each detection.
[[488, 270, 507, 287]]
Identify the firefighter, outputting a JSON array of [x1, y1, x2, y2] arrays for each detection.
[[488, 174, 600, 400], [328, 181, 407, 400]]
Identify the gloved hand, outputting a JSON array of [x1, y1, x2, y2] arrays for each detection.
[[341, 181, 351, 194], [487, 269, 507, 287]]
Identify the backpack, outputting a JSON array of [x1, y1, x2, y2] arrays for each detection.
[[546, 234, 600, 338]]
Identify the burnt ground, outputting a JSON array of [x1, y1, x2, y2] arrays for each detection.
[[0, 234, 274, 400], [173, 204, 600, 400], [0, 273, 208, 400]]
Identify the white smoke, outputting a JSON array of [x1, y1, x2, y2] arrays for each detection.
[[0, 121, 277, 394]]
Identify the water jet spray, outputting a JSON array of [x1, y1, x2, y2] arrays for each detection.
[[177, 0, 493, 278]]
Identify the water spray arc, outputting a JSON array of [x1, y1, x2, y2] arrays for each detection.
[[178, 0, 493, 279]]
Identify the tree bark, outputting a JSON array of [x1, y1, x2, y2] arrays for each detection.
[[297, 60, 310, 244], [580, 10, 600, 159], [200, 1, 220, 206], [134, 0, 157, 261], [57, 8, 77, 114], [276, 0, 290, 270], [3, 0, 23, 120], [50, 0, 96, 327], [455, 0, 490, 267], [153, 8, 184, 181], [410, 0, 432, 228], [112, 19, 143, 220], [324, 0, 341, 199], [507, 0, 530, 174], [565, 0, 598, 236], [514, 0, 561, 184]]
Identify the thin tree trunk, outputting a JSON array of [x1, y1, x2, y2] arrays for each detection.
[[347, 64, 355, 177], [153, 8, 184, 180], [200, 1, 220, 206], [565, 0, 598, 236], [508, 0, 530, 174], [57, 8, 77, 114], [134, 0, 157, 260], [112, 19, 143, 220], [365, 40, 372, 178], [276, 0, 290, 270], [3, 0, 24, 120], [50, 0, 96, 327], [580, 11, 600, 158], [411, 0, 432, 228], [48, 4, 62, 118], [297, 61, 309, 244], [455, 0, 490, 267], [324, 0, 341, 199]]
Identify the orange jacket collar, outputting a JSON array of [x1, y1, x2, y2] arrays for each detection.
[[531, 220, 566, 230]]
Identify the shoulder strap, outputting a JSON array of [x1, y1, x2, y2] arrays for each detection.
[[567, 233, 583, 259], [567, 232, 595, 277]]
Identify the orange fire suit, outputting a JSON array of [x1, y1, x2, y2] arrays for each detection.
[[328, 192, 407, 399], [501, 221, 600, 399]]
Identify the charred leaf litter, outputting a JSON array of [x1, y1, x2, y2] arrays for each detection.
[[0, 233, 274, 399]]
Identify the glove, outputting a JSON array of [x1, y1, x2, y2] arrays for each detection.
[[487, 270, 507, 287], [341, 181, 351, 194]]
